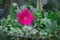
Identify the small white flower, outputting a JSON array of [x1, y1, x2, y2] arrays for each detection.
[[12, 3, 17, 7]]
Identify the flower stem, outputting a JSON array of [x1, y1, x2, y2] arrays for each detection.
[[37, 0, 43, 11]]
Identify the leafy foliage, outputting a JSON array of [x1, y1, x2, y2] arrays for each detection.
[[0, 0, 3, 4], [0, 3, 60, 40]]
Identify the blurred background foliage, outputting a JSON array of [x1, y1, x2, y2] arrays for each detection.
[[0, 0, 60, 40]]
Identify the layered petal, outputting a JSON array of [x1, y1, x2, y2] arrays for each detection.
[[16, 8, 34, 26]]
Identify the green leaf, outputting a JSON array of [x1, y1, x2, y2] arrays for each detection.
[[0, 0, 3, 4], [48, 11, 57, 21], [33, 12, 39, 18], [41, 11, 45, 18]]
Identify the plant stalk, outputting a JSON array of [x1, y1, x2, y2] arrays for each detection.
[[37, 0, 43, 11]]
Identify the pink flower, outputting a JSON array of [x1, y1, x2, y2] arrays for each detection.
[[16, 8, 34, 26]]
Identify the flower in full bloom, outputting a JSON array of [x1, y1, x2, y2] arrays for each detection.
[[16, 8, 34, 25]]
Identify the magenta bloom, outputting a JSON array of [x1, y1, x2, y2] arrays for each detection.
[[16, 8, 34, 25]]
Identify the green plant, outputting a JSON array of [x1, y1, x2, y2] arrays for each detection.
[[0, 3, 60, 40]]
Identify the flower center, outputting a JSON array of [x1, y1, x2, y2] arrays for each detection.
[[24, 17, 27, 20]]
